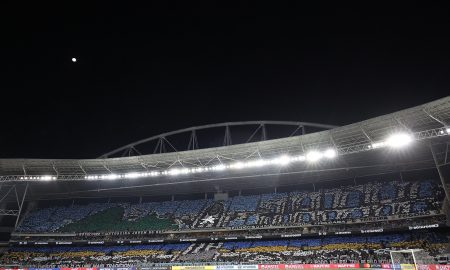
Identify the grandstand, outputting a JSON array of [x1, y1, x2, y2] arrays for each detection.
[[0, 97, 450, 269]]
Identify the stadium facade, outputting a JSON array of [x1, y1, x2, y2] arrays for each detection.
[[0, 97, 449, 269]]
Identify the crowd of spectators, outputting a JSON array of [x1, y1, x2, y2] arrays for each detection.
[[16, 179, 445, 234], [12, 215, 446, 243], [2, 231, 447, 267], [5, 179, 448, 267]]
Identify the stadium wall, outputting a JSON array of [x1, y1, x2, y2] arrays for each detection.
[[2, 264, 450, 270], [9, 223, 445, 247]]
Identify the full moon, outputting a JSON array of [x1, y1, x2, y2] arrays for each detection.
[[71, 57, 77, 62]]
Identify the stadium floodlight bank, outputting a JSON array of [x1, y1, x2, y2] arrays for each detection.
[[23, 130, 448, 182], [0, 96, 450, 183], [18, 128, 445, 182]]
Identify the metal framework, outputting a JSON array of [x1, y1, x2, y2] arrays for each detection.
[[430, 141, 450, 207], [0, 97, 449, 183], [0, 183, 28, 228], [99, 121, 338, 158]]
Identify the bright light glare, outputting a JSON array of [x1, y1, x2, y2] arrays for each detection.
[[230, 162, 245, 169], [72, 58, 77, 62], [211, 164, 226, 171], [447, 128, 450, 133], [106, 174, 119, 180], [36, 148, 344, 181], [125, 172, 140, 179], [272, 155, 291, 165], [293, 155, 306, 161], [306, 151, 322, 162], [40, 175, 54, 181], [168, 168, 181, 175], [371, 141, 386, 149], [194, 167, 205, 173], [247, 159, 267, 167], [169, 168, 190, 175], [386, 133, 413, 148], [323, 148, 337, 159]]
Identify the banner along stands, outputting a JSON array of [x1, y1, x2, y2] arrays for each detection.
[[216, 266, 258, 270], [60, 268, 97, 270], [172, 266, 216, 270], [28, 269, 60, 270], [98, 268, 138, 270], [3, 265, 450, 270], [259, 264, 361, 269]]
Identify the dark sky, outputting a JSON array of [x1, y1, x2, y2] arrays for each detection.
[[1, 3, 449, 159]]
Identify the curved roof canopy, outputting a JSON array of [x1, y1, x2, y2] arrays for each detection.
[[0, 96, 449, 183]]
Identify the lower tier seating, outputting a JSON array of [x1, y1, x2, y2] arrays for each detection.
[[1, 231, 447, 267]]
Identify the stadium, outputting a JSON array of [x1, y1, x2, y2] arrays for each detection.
[[0, 96, 449, 270]]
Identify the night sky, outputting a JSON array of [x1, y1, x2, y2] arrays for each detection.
[[1, 3, 449, 159]]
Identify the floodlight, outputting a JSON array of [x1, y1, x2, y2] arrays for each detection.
[[168, 168, 181, 175], [212, 164, 226, 171], [386, 133, 413, 148], [230, 162, 245, 169], [323, 148, 337, 159], [272, 155, 291, 165], [194, 167, 204, 173], [125, 172, 140, 179], [248, 159, 266, 167], [371, 141, 386, 149], [106, 174, 119, 180], [293, 155, 306, 161], [306, 151, 322, 162]]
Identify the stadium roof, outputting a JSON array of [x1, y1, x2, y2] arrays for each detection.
[[0, 96, 449, 200]]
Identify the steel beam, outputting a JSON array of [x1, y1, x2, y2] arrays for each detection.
[[430, 144, 450, 207], [15, 183, 28, 228]]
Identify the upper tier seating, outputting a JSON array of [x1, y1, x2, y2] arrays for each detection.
[[16, 179, 444, 233]]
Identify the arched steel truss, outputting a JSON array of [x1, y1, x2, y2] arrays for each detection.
[[0, 98, 449, 227], [99, 121, 339, 158], [0, 96, 449, 183]]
